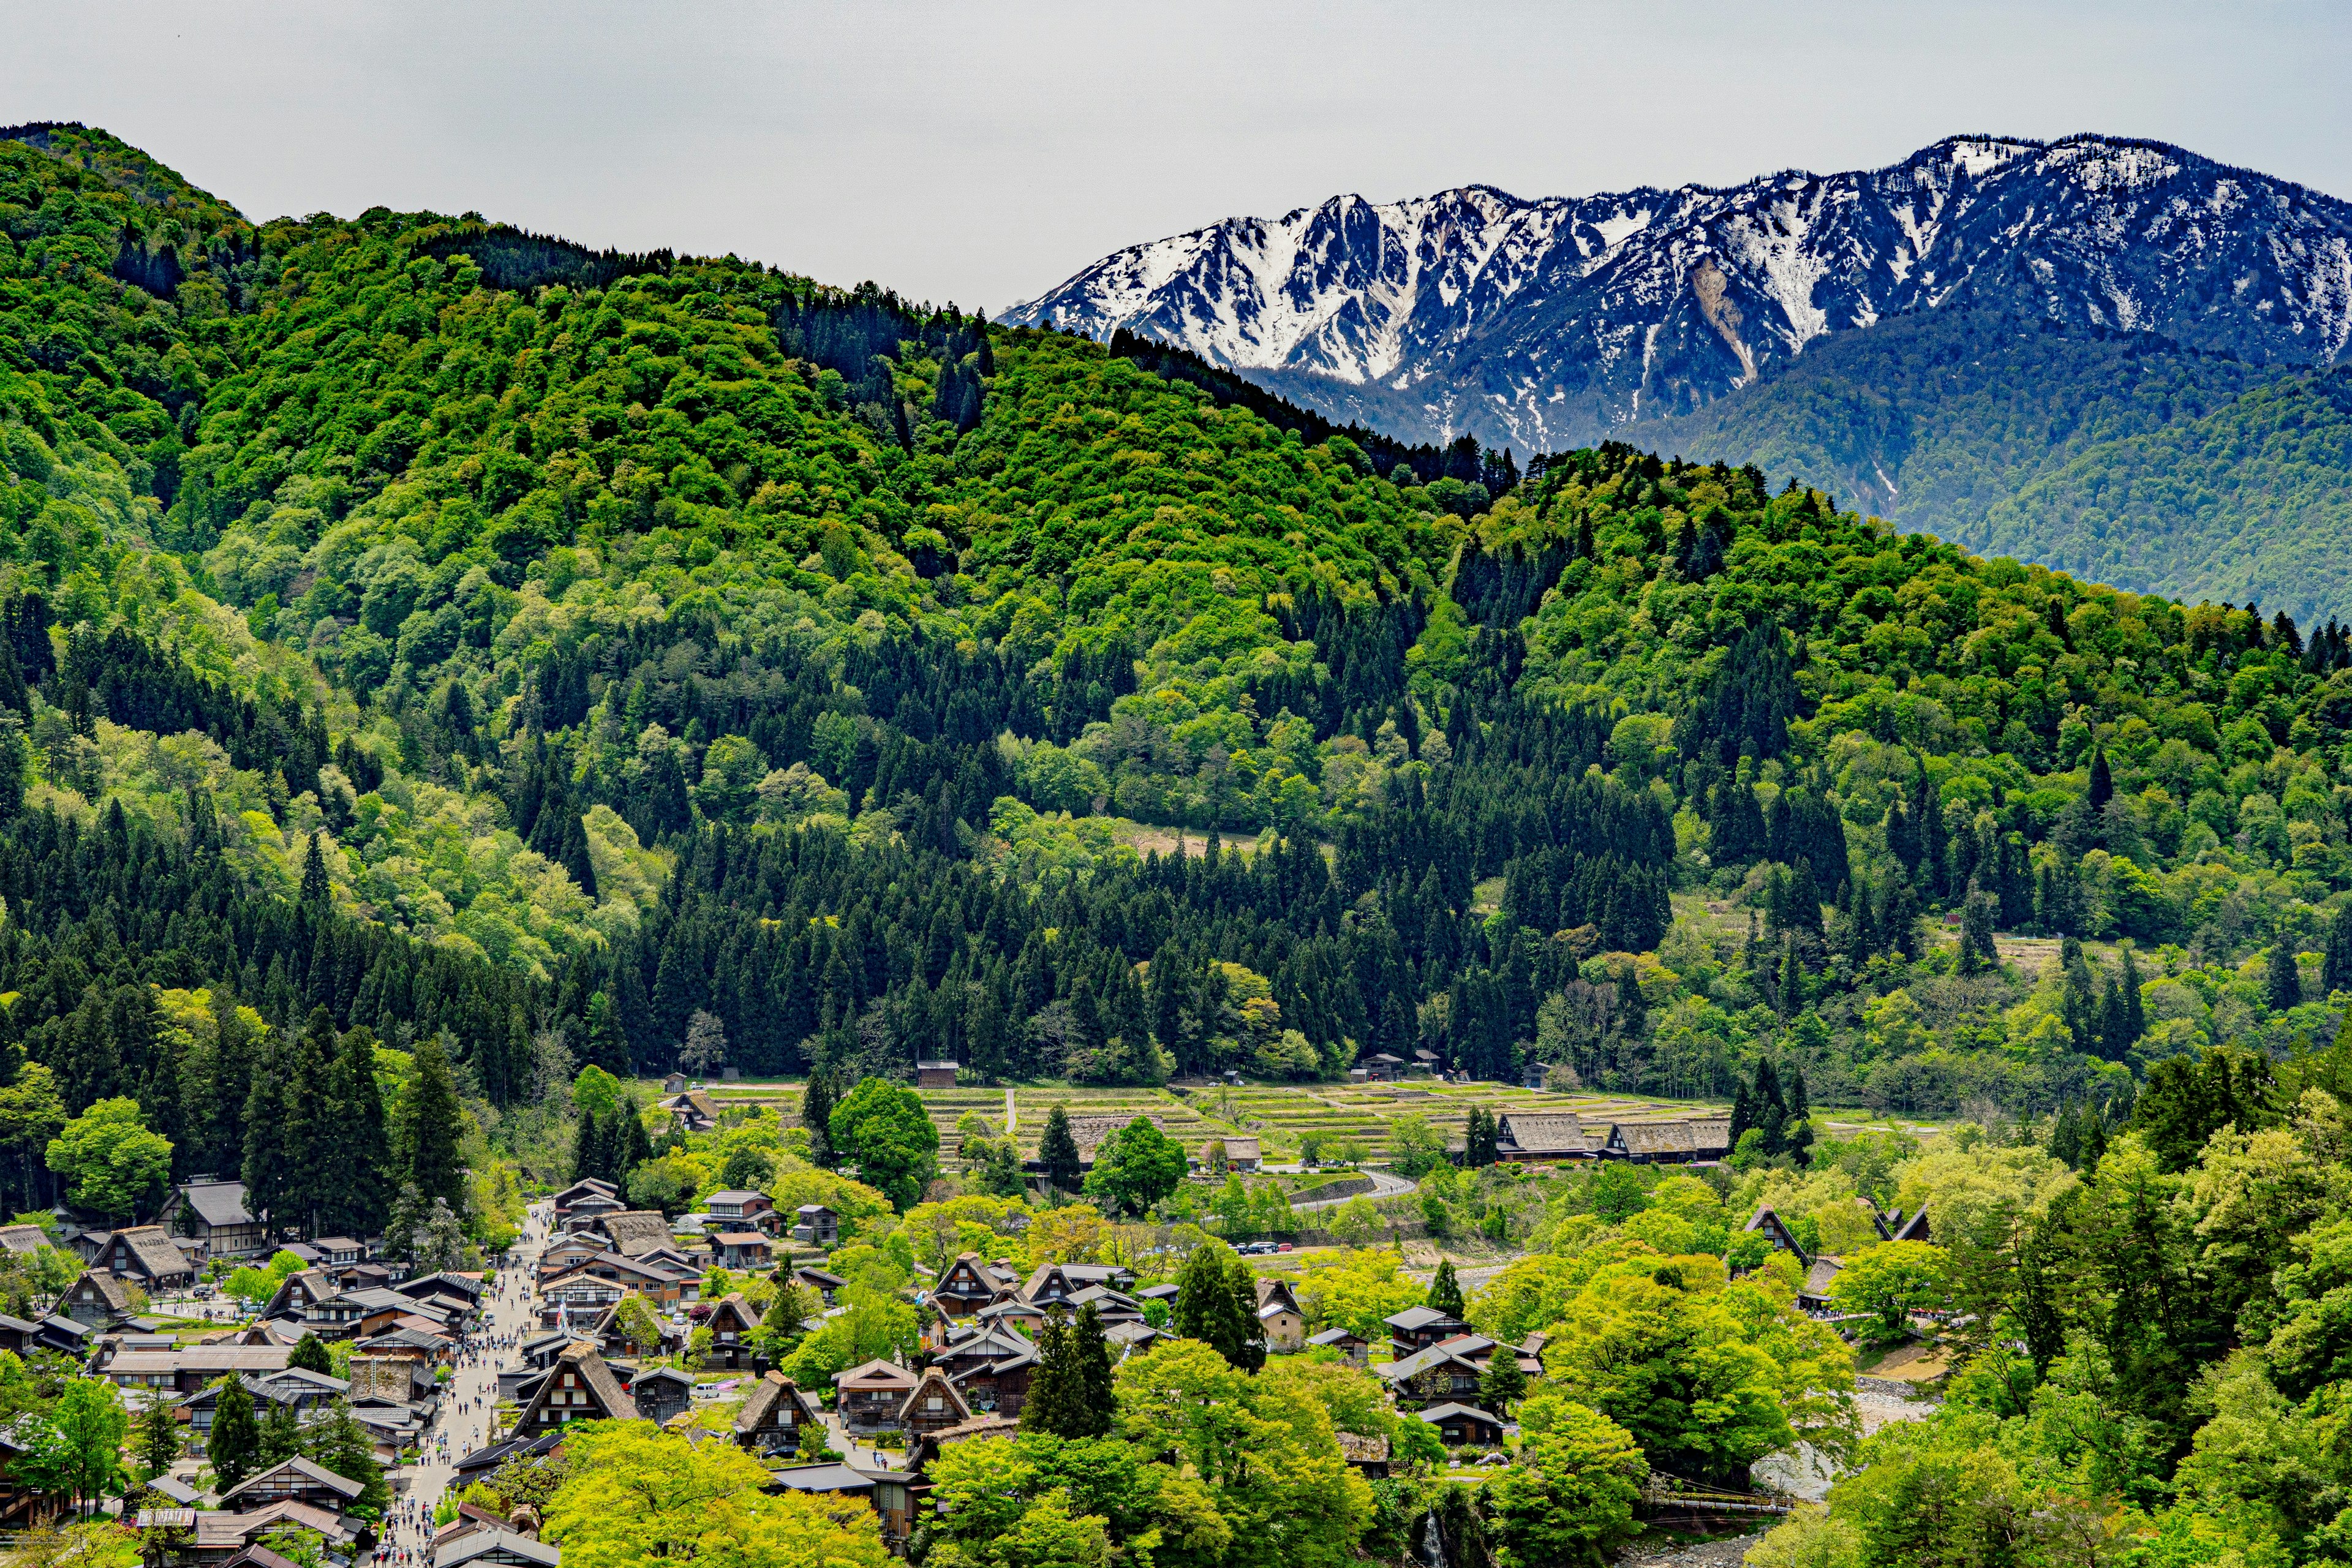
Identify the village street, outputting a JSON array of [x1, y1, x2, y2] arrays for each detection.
[[373, 1202, 550, 1567]]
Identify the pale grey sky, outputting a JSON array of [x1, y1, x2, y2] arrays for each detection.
[[6, 1, 2348, 313]]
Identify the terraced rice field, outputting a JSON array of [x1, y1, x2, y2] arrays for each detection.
[[640, 1076, 1939, 1166]]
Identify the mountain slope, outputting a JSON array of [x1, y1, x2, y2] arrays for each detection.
[[1006, 134, 2352, 457], [8, 124, 2352, 1131]]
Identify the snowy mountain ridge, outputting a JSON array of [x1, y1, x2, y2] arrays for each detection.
[[1005, 135, 2352, 453]]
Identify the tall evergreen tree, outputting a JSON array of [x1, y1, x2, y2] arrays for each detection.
[[1069, 1303, 1114, 1436], [1428, 1261, 1465, 1319], [2269, 931, 2304, 1013], [403, 1033, 466, 1214], [258, 1397, 301, 1464], [2325, 907, 2352, 997], [209, 1374, 261, 1490], [331, 1025, 393, 1239], [800, 1073, 835, 1167], [1038, 1104, 1082, 1194]]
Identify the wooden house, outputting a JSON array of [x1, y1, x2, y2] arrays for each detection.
[[733, 1370, 823, 1455], [1218, 1136, 1262, 1172], [899, 1366, 970, 1438], [1875, 1207, 1932, 1243], [836, 1359, 919, 1434], [629, 1364, 697, 1425], [709, 1231, 772, 1271], [794, 1266, 847, 1306], [1336, 1431, 1390, 1479], [217, 1457, 366, 1513], [434, 1531, 562, 1568], [514, 1343, 632, 1434], [551, 1177, 623, 1223], [1742, 1206, 1809, 1262], [1254, 1278, 1306, 1352], [1380, 1344, 1486, 1408], [933, 1252, 1003, 1316], [1602, 1117, 1733, 1164], [160, 1181, 268, 1260], [1021, 1262, 1133, 1306], [64, 1270, 137, 1325], [1419, 1403, 1508, 1448], [701, 1293, 763, 1369], [1383, 1305, 1469, 1359], [593, 1212, 677, 1259], [930, 1326, 1037, 1417], [1306, 1327, 1368, 1366], [96, 1227, 195, 1290], [1493, 1113, 1594, 1164], [705, 1191, 775, 1226], [916, 1060, 960, 1088], [658, 1091, 719, 1134], [789, 1205, 839, 1248]]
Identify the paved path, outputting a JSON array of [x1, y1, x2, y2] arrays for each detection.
[[1289, 1169, 1415, 1210], [374, 1202, 549, 1568]]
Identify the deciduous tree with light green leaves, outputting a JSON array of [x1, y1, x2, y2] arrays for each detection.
[[827, 1077, 938, 1212], [1484, 1395, 1646, 1568], [1082, 1117, 1187, 1216], [44, 1098, 170, 1226], [1828, 1241, 1951, 1345]]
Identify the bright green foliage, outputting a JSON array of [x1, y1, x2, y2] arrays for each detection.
[[826, 1077, 938, 1211], [1082, 1116, 1187, 1216], [44, 1098, 170, 1224], [1482, 1398, 1645, 1568], [1828, 1241, 1951, 1344], [1112, 1338, 1372, 1568], [543, 1422, 890, 1568], [19, 1378, 128, 1513]]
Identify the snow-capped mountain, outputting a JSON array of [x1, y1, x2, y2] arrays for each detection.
[[1003, 136, 2352, 453]]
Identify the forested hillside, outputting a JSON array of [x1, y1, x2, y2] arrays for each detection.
[[1631, 307, 2352, 625], [8, 119, 2352, 1172]]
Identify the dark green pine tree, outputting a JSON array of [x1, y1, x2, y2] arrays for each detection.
[[299, 831, 331, 910], [2269, 931, 2305, 1013], [1148, 945, 1186, 1063], [303, 1399, 391, 1518], [1020, 1314, 1074, 1436], [1174, 1243, 1261, 1371], [1427, 1261, 1464, 1319], [278, 1008, 339, 1237], [1752, 1060, 1787, 1155], [1479, 1348, 1528, 1414], [1038, 1104, 1081, 1194], [289, 1334, 333, 1375], [558, 812, 598, 900], [2325, 908, 2352, 997], [2087, 746, 2115, 812], [800, 1073, 835, 1167], [1781, 1063, 1814, 1167], [1069, 1303, 1114, 1436], [618, 1096, 654, 1178], [583, 990, 631, 1075], [571, 1108, 610, 1185], [2119, 946, 2147, 1047], [241, 1032, 293, 1236], [258, 1396, 302, 1464], [404, 1033, 466, 1213], [209, 1374, 262, 1490], [330, 1022, 393, 1238]]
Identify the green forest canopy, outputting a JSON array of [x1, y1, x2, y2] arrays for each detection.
[[3, 119, 2352, 1161]]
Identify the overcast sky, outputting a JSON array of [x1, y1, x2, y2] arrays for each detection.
[[7, 1, 2350, 313]]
